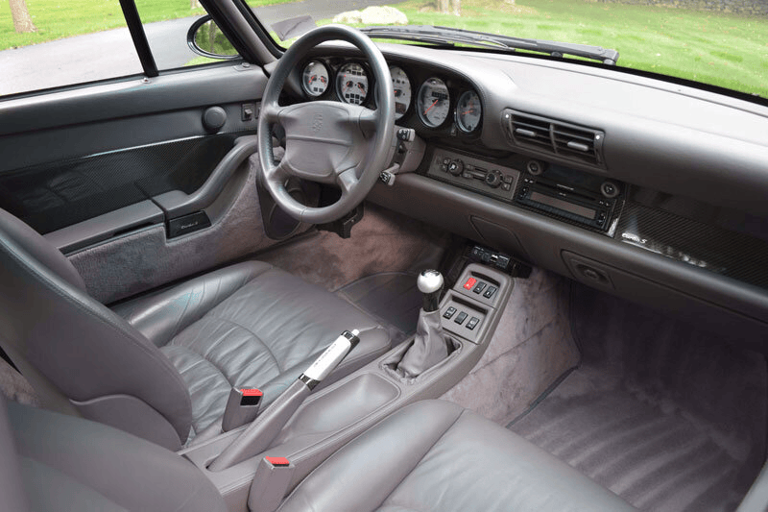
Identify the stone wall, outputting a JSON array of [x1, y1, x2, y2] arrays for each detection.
[[596, 0, 768, 16]]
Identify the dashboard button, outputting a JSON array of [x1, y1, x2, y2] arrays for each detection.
[[454, 311, 468, 325]]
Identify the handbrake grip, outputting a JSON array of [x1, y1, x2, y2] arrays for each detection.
[[209, 330, 360, 471]]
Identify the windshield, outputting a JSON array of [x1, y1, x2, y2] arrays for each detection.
[[260, 0, 768, 99]]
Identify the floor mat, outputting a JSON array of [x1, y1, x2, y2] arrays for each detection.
[[336, 271, 422, 336], [510, 367, 756, 512], [509, 282, 767, 512]]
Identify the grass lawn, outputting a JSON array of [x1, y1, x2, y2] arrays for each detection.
[[0, 0, 292, 51], [383, 0, 768, 98]]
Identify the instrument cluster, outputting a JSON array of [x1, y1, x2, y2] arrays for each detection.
[[299, 58, 482, 134]]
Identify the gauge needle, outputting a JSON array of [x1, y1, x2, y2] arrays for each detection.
[[462, 110, 475, 115], [424, 99, 438, 115]]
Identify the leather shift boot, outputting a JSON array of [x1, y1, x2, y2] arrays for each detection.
[[397, 310, 450, 378]]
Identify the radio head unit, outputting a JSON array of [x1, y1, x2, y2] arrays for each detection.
[[514, 163, 621, 231]]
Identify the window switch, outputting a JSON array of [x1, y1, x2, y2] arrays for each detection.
[[473, 282, 486, 294], [443, 307, 457, 319], [454, 311, 468, 325], [483, 286, 497, 299], [466, 317, 480, 330]]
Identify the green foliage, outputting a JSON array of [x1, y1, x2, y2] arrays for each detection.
[[391, 0, 768, 97], [0, 0, 291, 51]]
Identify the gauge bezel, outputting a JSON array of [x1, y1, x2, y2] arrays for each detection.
[[417, 77, 451, 128], [335, 61, 370, 105], [301, 60, 330, 98], [389, 65, 413, 121], [455, 89, 483, 133]]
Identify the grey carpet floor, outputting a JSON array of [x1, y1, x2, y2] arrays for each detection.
[[510, 367, 756, 512], [509, 282, 767, 512]]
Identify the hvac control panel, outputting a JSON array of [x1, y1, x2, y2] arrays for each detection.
[[426, 148, 521, 202]]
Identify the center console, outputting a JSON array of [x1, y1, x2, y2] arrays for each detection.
[[179, 262, 513, 512]]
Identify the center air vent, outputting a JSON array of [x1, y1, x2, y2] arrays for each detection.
[[504, 109, 605, 168]]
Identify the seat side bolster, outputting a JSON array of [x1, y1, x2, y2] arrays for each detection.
[[113, 261, 274, 346], [277, 400, 465, 512]]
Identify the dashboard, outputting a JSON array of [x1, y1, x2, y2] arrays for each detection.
[[288, 44, 768, 348]]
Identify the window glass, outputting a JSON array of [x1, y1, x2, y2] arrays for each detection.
[[133, 0, 229, 69], [262, 0, 768, 99], [0, 0, 144, 96]]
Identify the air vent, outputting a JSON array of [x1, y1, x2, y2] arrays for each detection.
[[504, 109, 605, 168], [509, 113, 552, 152]]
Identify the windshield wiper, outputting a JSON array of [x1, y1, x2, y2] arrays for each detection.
[[359, 25, 619, 65]]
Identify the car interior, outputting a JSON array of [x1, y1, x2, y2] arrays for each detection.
[[1, 1, 768, 511]]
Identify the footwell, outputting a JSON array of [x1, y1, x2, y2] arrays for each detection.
[[509, 282, 767, 512]]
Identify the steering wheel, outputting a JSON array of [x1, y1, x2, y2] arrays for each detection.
[[258, 25, 396, 224]]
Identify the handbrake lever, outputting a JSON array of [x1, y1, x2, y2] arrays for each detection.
[[208, 329, 360, 471]]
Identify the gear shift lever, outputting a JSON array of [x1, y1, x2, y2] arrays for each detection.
[[397, 270, 452, 378], [418, 269, 444, 313]]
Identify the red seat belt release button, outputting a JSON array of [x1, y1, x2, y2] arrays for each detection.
[[222, 387, 262, 432], [463, 277, 477, 290], [249, 456, 295, 512]]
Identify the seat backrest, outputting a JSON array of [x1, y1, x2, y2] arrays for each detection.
[[0, 393, 227, 512], [0, 208, 192, 449]]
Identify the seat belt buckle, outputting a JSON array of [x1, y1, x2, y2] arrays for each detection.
[[248, 456, 295, 512], [222, 387, 262, 432]]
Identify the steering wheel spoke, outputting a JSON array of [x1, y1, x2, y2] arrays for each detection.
[[336, 168, 360, 197], [358, 108, 378, 139], [260, 103, 283, 125]]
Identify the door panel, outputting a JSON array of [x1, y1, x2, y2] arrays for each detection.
[[0, 63, 280, 303]]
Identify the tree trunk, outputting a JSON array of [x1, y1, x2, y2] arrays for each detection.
[[190, 0, 202, 8], [450, 0, 461, 15], [9, 0, 37, 33], [437, 0, 450, 13]]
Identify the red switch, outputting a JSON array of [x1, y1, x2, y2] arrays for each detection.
[[463, 277, 477, 290]]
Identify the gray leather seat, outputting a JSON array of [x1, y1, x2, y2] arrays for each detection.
[[0, 208, 391, 449], [278, 400, 637, 512], [1, 394, 227, 512], [2, 396, 637, 512]]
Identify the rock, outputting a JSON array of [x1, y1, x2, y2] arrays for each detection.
[[332, 10, 363, 24], [360, 6, 409, 25]]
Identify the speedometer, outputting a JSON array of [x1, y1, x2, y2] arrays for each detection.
[[417, 78, 450, 128], [337, 62, 368, 105], [456, 90, 482, 133], [390, 66, 412, 120], [301, 61, 329, 97]]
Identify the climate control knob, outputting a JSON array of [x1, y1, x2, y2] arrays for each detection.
[[448, 160, 464, 176], [485, 170, 502, 188]]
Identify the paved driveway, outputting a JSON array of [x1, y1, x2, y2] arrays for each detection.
[[0, 0, 400, 96]]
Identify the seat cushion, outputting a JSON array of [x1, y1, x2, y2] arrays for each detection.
[[114, 261, 391, 436], [278, 400, 637, 512], [6, 397, 227, 512]]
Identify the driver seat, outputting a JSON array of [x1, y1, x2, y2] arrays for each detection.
[[0, 208, 391, 449]]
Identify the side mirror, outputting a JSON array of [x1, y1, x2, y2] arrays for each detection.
[[187, 15, 239, 60]]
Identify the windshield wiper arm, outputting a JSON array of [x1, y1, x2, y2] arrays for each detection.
[[360, 25, 619, 65]]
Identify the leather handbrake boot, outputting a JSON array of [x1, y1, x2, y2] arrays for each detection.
[[397, 270, 452, 378]]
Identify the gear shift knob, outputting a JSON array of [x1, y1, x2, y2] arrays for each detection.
[[417, 270, 444, 312]]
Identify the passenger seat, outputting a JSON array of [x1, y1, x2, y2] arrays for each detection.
[[2, 393, 635, 512]]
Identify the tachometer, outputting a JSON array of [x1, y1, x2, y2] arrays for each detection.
[[456, 90, 482, 133], [337, 62, 369, 105], [418, 78, 450, 128], [302, 61, 329, 97], [390, 66, 412, 120]]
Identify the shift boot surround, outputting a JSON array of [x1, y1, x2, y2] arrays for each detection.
[[397, 270, 453, 377]]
